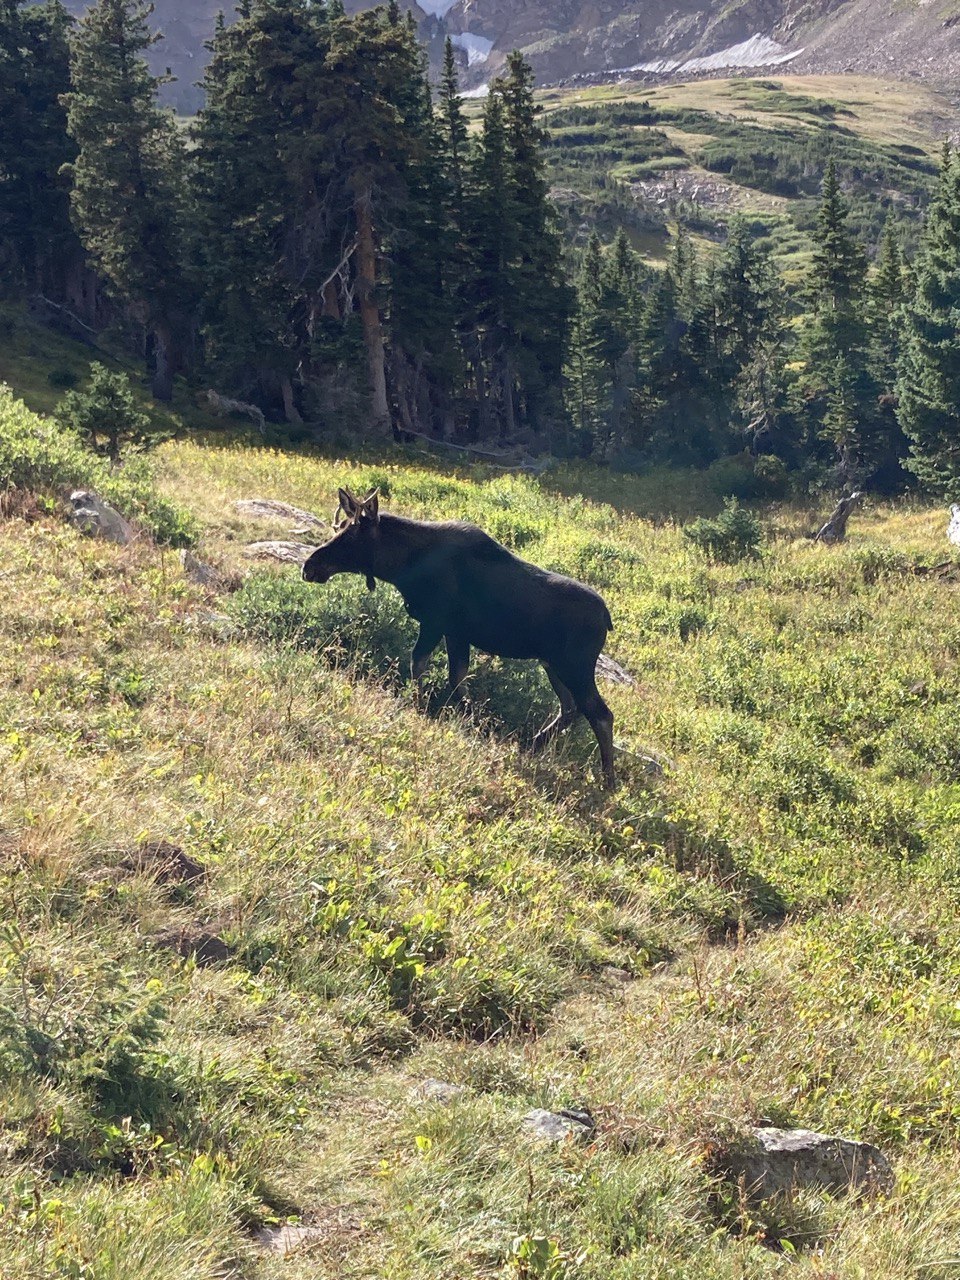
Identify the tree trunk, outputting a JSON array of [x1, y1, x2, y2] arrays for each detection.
[[472, 331, 487, 438], [354, 190, 390, 434], [815, 492, 864, 543], [151, 321, 175, 402], [502, 352, 516, 439], [280, 374, 303, 426], [321, 279, 341, 320]]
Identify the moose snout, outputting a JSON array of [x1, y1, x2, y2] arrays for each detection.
[[302, 558, 329, 583]]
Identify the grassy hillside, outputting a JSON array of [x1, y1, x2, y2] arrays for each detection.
[[533, 75, 949, 269], [3, 367, 960, 1277]]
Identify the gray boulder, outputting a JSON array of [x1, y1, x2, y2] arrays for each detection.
[[717, 1127, 894, 1201], [522, 1108, 595, 1143], [68, 490, 135, 545], [414, 1079, 466, 1106]]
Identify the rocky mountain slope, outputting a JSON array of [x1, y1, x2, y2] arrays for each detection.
[[444, 0, 960, 86], [61, 0, 960, 107]]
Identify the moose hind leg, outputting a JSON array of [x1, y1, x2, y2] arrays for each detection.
[[562, 670, 616, 790], [532, 664, 579, 753]]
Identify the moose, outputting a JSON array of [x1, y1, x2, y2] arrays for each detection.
[[302, 488, 617, 788]]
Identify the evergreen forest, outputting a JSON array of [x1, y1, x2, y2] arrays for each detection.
[[3, 0, 960, 496]]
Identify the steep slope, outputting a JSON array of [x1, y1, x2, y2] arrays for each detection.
[[445, 0, 960, 86], [60, 0, 960, 104]]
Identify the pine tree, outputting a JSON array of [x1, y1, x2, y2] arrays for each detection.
[[0, 0, 79, 291], [466, 86, 516, 436], [897, 147, 960, 494], [192, 5, 299, 417], [464, 53, 570, 438], [797, 158, 877, 484], [867, 220, 910, 488], [438, 38, 468, 223], [63, 0, 191, 400]]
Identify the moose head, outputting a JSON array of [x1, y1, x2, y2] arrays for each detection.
[[302, 488, 380, 590]]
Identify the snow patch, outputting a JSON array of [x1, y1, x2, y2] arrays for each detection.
[[452, 32, 495, 67], [463, 82, 492, 99], [631, 34, 803, 76], [418, 0, 458, 13]]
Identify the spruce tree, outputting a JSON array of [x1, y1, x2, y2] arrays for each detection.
[[466, 86, 516, 436], [192, 0, 308, 422], [867, 220, 909, 487], [897, 147, 960, 494], [0, 0, 78, 292], [798, 158, 877, 484], [63, 0, 190, 400]]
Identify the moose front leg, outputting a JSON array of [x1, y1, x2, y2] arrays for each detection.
[[444, 634, 472, 707], [410, 622, 442, 707]]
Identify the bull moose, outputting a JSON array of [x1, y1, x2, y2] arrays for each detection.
[[302, 487, 617, 788]]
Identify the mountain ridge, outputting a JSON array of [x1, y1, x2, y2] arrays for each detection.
[[60, 0, 960, 109]]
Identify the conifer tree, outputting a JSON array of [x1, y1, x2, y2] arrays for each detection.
[[897, 147, 960, 493], [63, 0, 190, 400], [797, 157, 877, 484], [192, 3, 300, 419], [0, 0, 78, 291], [466, 86, 516, 435]]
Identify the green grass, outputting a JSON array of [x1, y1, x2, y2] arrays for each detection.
[[3, 378, 960, 1277], [535, 74, 948, 266]]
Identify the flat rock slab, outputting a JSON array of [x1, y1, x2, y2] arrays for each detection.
[[255, 1224, 329, 1257], [244, 540, 317, 565], [255, 1207, 361, 1257], [414, 1079, 466, 1106], [522, 1108, 595, 1143], [236, 498, 327, 529], [68, 490, 134, 545], [718, 1127, 894, 1201]]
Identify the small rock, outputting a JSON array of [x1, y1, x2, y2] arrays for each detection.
[[68, 490, 135, 545], [180, 549, 223, 590], [414, 1079, 466, 1106], [596, 653, 636, 686], [948, 504, 960, 547], [183, 609, 237, 640], [152, 925, 232, 967], [522, 1108, 595, 1143], [715, 1127, 894, 1202], [601, 966, 632, 984], [124, 840, 206, 886]]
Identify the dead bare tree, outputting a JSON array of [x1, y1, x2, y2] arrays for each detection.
[[814, 492, 864, 543]]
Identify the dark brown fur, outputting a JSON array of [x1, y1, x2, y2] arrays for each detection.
[[303, 489, 616, 787]]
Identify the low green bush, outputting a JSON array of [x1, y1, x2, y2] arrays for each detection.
[[683, 497, 764, 562], [0, 384, 195, 546]]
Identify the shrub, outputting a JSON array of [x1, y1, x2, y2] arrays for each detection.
[[56, 362, 162, 462], [683, 498, 764, 563], [47, 367, 79, 390], [0, 384, 195, 546]]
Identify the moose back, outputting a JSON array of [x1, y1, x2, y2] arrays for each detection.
[[302, 488, 617, 788]]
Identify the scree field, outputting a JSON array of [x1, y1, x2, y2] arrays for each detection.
[[2, 372, 960, 1277]]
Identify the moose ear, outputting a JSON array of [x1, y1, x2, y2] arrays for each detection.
[[338, 488, 361, 522], [361, 488, 380, 523]]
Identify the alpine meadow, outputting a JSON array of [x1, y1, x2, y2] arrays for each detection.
[[3, 1, 960, 1278]]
